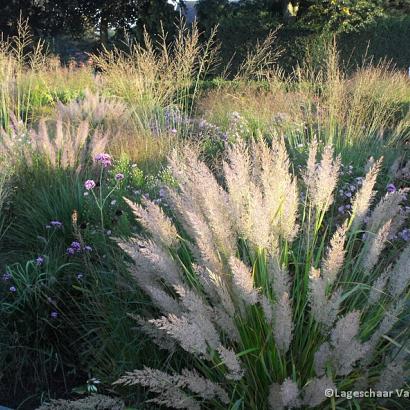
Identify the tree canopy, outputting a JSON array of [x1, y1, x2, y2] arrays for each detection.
[[0, 0, 181, 44]]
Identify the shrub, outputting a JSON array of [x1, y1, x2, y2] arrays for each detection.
[[115, 139, 409, 409]]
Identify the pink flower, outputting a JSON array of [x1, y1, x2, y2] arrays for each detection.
[[84, 180, 96, 190], [95, 153, 112, 167]]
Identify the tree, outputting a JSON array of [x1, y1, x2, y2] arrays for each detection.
[[0, 0, 181, 45]]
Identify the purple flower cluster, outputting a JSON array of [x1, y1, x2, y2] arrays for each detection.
[[66, 241, 93, 256], [2, 272, 16, 293], [46, 220, 63, 229], [386, 183, 396, 194], [84, 179, 96, 190], [196, 119, 226, 142], [95, 153, 112, 167], [337, 175, 363, 215], [2, 272, 12, 281], [115, 173, 124, 181], [36, 256, 45, 266], [399, 228, 410, 242]]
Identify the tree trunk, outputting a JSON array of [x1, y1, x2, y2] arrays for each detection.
[[100, 8, 109, 47]]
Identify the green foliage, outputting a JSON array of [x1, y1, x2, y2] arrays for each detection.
[[300, 0, 386, 33]]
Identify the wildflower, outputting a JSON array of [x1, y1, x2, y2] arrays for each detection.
[[2, 272, 12, 281], [170, 128, 177, 134], [386, 183, 396, 193], [50, 220, 63, 228], [70, 241, 81, 251], [50, 311, 58, 319], [338, 205, 345, 214], [83, 192, 89, 196], [110, 199, 117, 206], [76, 272, 84, 280], [84, 245, 92, 252], [115, 173, 125, 181], [84, 180, 96, 190], [95, 153, 112, 167], [66, 247, 75, 256], [399, 228, 410, 241], [36, 256, 44, 266], [9, 286, 16, 292]]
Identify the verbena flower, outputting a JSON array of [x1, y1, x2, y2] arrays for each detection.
[[36, 256, 44, 266], [70, 241, 81, 251], [84, 179, 96, 190], [66, 247, 76, 256], [50, 311, 58, 319], [399, 228, 410, 241], [386, 183, 396, 193], [2, 272, 12, 281], [9, 286, 16, 292], [115, 173, 124, 181], [95, 153, 112, 167], [50, 220, 63, 228]]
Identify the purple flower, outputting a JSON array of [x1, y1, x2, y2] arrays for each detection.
[[399, 228, 410, 242], [50, 311, 58, 319], [76, 272, 84, 280], [9, 286, 16, 292], [2, 272, 12, 281], [66, 247, 75, 256], [84, 180, 96, 190], [95, 153, 112, 167], [344, 191, 352, 198], [386, 183, 396, 193], [338, 205, 345, 214], [84, 245, 92, 252], [36, 256, 44, 266], [115, 173, 124, 181], [50, 220, 63, 228], [70, 241, 81, 251]]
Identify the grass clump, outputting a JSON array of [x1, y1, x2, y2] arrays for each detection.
[[115, 139, 409, 409]]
